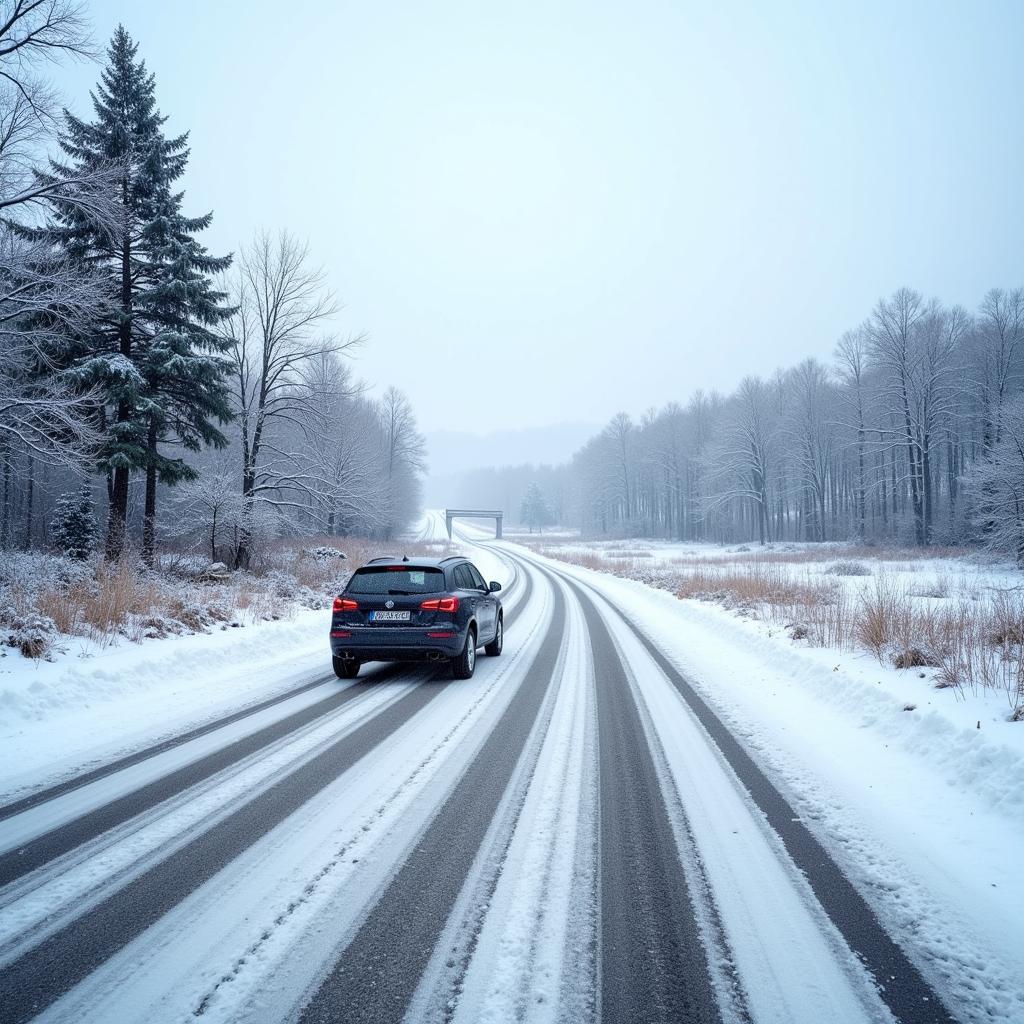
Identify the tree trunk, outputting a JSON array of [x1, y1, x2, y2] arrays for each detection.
[[23, 455, 34, 549], [106, 203, 134, 562], [142, 415, 158, 567], [0, 445, 9, 549]]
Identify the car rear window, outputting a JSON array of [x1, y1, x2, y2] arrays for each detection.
[[346, 566, 446, 595]]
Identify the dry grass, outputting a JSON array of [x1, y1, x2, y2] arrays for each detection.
[[36, 560, 164, 648], [537, 543, 1024, 712], [10, 533, 451, 658]]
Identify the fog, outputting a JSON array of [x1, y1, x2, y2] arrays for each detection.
[[50, 0, 1024, 467]]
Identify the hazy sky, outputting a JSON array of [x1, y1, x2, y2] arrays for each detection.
[[52, 0, 1024, 436]]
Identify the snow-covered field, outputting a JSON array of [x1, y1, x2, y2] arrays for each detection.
[[519, 532, 1024, 720]]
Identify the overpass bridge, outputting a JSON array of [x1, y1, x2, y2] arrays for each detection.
[[444, 508, 504, 540]]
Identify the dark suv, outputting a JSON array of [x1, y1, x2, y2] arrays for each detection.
[[329, 556, 503, 680]]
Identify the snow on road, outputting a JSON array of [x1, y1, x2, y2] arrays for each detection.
[[0, 512, 1018, 1023]]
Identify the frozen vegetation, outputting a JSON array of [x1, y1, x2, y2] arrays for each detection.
[[518, 531, 1024, 721]]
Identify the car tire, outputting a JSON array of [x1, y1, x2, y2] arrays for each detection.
[[452, 628, 477, 679], [333, 656, 360, 679], [484, 615, 503, 656]]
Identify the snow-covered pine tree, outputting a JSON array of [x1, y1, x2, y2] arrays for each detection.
[[51, 485, 97, 561], [28, 26, 232, 562], [137, 178, 234, 564]]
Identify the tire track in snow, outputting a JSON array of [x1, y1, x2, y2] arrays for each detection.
[[0, 677, 415, 965], [580, 579, 723, 1023], [405, 567, 598, 1024], [0, 673, 387, 885], [295, 560, 567, 1024], [0, 669, 341, 823], [0, 678, 451, 1024]]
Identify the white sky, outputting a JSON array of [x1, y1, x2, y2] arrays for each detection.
[[54, 0, 1024, 435]]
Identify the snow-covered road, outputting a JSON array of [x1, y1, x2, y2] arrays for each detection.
[[0, 517, 1017, 1023]]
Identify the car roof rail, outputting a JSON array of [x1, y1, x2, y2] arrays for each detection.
[[438, 555, 463, 564], [366, 556, 398, 564]]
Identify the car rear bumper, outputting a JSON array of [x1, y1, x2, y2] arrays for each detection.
[[330, 625, 466, 662]]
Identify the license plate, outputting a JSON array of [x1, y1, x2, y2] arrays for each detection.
[[370, 610, 411, 622]]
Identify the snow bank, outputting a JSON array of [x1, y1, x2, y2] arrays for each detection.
[[0, 608, 332, 802]]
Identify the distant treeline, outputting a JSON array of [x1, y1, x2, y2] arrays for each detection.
[[520, 287, 1024, 558]]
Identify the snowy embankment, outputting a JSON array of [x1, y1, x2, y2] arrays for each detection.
[[0, 608, 331, 803], [510, 542, 1024, 1019]]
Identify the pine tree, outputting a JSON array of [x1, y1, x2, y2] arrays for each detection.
[[51, 486, 97, 560], [136, 171, 233, 563], [29, 26, 232, 562]]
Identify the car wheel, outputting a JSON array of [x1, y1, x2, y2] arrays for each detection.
[[452, 628, 477, 679], [333, 656, 360, 679], [484, 615, 503, 656]]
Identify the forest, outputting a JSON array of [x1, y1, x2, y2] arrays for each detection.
[[0, 4, 425, 572], [546, 286, 1024, 558]]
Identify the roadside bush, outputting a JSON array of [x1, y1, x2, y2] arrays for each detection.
[[4, 612, 59, 659]]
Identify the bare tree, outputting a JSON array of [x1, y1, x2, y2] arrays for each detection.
[[706, 377, 779, 544], [835, 328, 871, 538], [915, 303, 969, 541], [0, 1, 117, 227], [969, 396, 1024, 565], [866, 288, 931, 544], [0, 0, 112, 553], [974, 288, 1024, 451], [0, 1, 92, 85], [222, 230, 362, 567], [301, 351, 385, 534], [378, 386, 425, 539], [786, 358, 836, 541], [167, 465, 240, 564]]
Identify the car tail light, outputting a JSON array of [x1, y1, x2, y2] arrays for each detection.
[[420, 596, 459, 613], [427, 631, 454, 638], [332, 597, 358, 613], [330, 630, 352, 638]]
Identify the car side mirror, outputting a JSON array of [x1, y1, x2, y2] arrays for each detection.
[[489, 581, 502, 592]]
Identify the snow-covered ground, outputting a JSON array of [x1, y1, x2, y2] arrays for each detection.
[[2, 514, 1021, 1022], [502, 534, 1024, 1021]]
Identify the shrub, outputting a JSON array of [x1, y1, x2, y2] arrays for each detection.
[[301, 545, 348, 561], [827, 560, 872, 577], [893, 647, 935, 670], [4, 612, 59, 659]]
